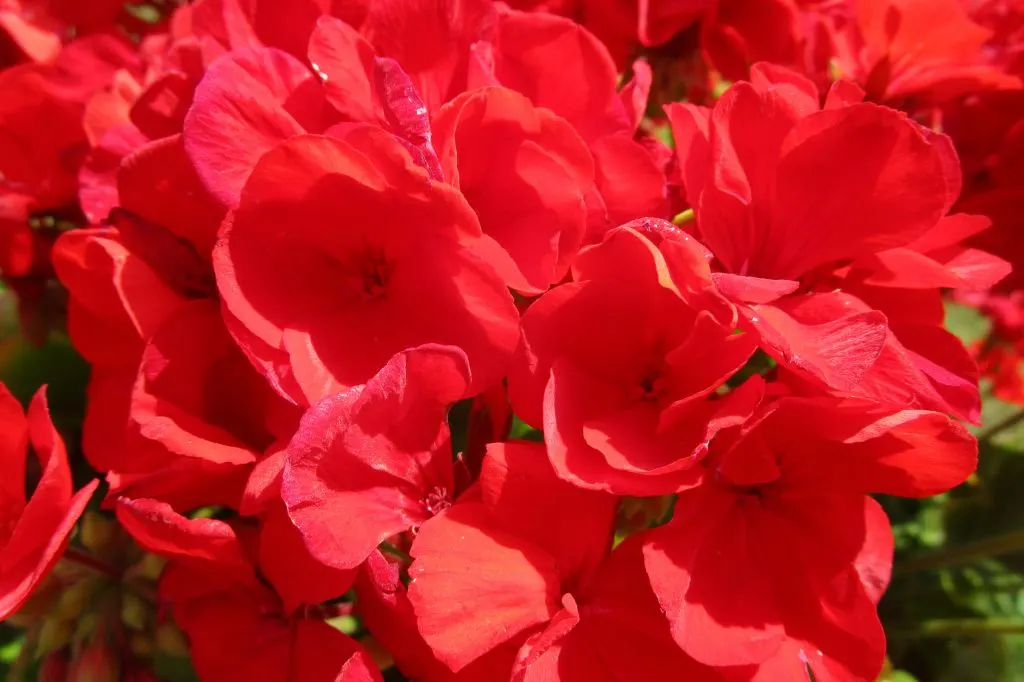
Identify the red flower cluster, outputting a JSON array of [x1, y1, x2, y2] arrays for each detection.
[[0, 0, 1020, 680]]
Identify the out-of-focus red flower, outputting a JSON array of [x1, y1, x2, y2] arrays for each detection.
[[832, 0, 1022, 106], [214, 132, 520, 404], [116, 498, 380, 682], [643, 396, 975, 680], [407, 441, 725, 680], [509, 225, 756, 494], [0, 0, 132, 65], [283, 345, 470, 571], [669, 63, 997, 421], [0, 384, 98, 619], [966, 0, 1024, 78]]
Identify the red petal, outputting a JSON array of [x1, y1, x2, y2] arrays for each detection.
[[183, 47, 323, 207], [283, 346, 468, 570], [408, 502, 561, 672], [481, 442, 615, 585]]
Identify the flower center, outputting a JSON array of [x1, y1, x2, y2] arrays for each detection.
[[422, 486, 451, 516]]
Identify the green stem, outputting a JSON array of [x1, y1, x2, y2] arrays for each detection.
[[978, 408, 1024, 442], [63, 547, 119, 579], [894, 529, 1024, 575], [379, 541, 412, 563], [888, 618, 1024, 638]]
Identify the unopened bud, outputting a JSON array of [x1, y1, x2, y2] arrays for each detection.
[[136, 554, 166, 582], [55, 580, 95, 622], [36, 618, 74, 657], [68, 641, 120, 682], [80, 513, 116, 553], [155, 622, 188, 657], [73, 613, 99, 644], [121, 593, 150, 632]]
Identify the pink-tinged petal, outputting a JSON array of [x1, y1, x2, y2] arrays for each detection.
[[115, 498, 257, 584], [408, 502, 561, 672], [482, 442, 615, 585], [361, 0, 492, 112], [643, 486, 785, 666], [745, 297, 888, 392], [184, 47, 326, 208], [308, 16, 379, 123], [283, 346, 469, 570], [373, 57, 443, 181]]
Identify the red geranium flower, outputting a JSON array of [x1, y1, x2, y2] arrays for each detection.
[[407, 441, 724, 680], [283, 345, 471, 571], [642, 396, 976, 679], [670, 63, 998, 420], [509, 224, 756, 494], [214, 131, 520, 404]]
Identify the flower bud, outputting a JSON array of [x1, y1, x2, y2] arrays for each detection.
[[36, 617, 73, 657], [155, 622, 189, 657], [120, 592, 150, 632], [79, 513, 116, 554]]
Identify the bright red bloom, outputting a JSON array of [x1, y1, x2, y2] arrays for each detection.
[[118, 299, 301, 511], [215, 132, 520, 404], [432, 86, 597, 293], [670, 64, 993, 420], [509, 224, 756, 494], [642, 396, 975, 679], [476, 8, 671, 230], [407, 441, 723, 679], [116, 498, 379, 682], [52, 136, 226, 478], [0, 385, 98, 619], [283, 345, 470, 570]]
